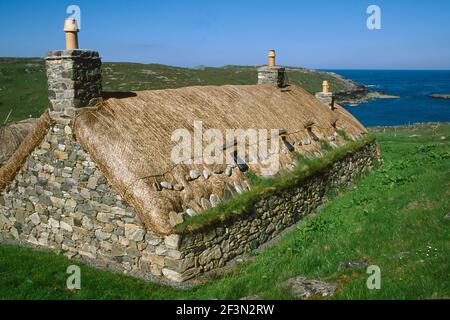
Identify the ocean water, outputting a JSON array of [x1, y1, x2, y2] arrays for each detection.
[[327, 70, 450, 127]]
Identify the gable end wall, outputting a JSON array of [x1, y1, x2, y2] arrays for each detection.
[[0, 122, 179, 283]]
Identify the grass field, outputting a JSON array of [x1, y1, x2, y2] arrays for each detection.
[[0, 58, 354, 123], [1, 123, 448, 300]]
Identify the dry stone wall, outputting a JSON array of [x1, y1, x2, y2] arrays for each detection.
[[0, 122, 379, 283], [257, 66, 286, 87], [162, 142, 379, 282], [0, 122, 173, 282]]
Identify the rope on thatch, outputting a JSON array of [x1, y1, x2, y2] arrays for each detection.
[[0, 110, 53, 193]]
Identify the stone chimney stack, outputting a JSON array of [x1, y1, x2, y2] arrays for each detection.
[[257, 50, 286, 88], [45, 19, 102, 122], [315, 80, 335, 109]]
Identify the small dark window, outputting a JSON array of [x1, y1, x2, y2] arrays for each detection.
[[233, 151, 249, 172], [282, 137, 295, 152]]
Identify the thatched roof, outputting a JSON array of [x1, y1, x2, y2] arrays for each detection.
[[0, 118, 38, 166], [0, 111, 53, 192], [74, 84, 366, 235]]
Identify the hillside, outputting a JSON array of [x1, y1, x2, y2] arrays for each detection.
[[0, 58, 359, 123]]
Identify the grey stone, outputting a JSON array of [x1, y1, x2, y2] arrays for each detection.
[[95, 229, 111, 240], [29, 213, 41, 225], [96, 212, 110, 223], [209, 194, 221, 207], [186, 208, 197, 217], [168, 211, 184, 227], [60, 221, 73, 232], [50, 196, 66, 208], [225, 166, 233, 177], [160, 181, 173, 190], [280, 277, 337, 299], [164, 234, 181, 249], [124, 224, 145, 242], [338, 258, 368, 271], [200, 198, 212, 210], [87, 176, 98, 190], [189, 169, 201, 180], [111, 244, 126, 257], [203, 169, 211, 180]]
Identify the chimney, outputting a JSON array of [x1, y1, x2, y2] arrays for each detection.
[[64, 18, 79, 50], [257, 50, 286, 88], [315, 80, 335, 110], [45, 19, 102, 122], [268, 49, 276, 67], [322, 80, 330, 93]]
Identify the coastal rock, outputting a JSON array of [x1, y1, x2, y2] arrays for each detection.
[[429, 94, 450, 100]]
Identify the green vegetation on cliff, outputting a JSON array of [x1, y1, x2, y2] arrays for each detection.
[[0, 58, 354, 123]]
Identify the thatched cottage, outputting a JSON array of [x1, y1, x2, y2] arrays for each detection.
[[0, 20, 380, 283]]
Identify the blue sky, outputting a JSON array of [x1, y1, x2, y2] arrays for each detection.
[[0, 0, 449, 69]]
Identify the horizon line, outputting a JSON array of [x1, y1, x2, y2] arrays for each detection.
[[1, 56, 449, 71]]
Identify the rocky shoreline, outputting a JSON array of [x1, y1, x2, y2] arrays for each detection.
[[335, 87, 400, 105], [323, 71, 399, 105], [429, 94, 450, 100]]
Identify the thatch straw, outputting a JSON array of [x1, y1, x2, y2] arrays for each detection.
[[74, 84, 366, 235], [0, 118, 38, 166], [0, 111, 53, 192]]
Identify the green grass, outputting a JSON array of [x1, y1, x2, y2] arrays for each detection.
[[1, 123, 449, 300], [0, 58, 48, 123], [174, 134, 376, 234], [0, 58, 354, 123]]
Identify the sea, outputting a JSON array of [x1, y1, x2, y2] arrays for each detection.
[[326, 70, 450, 127]]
